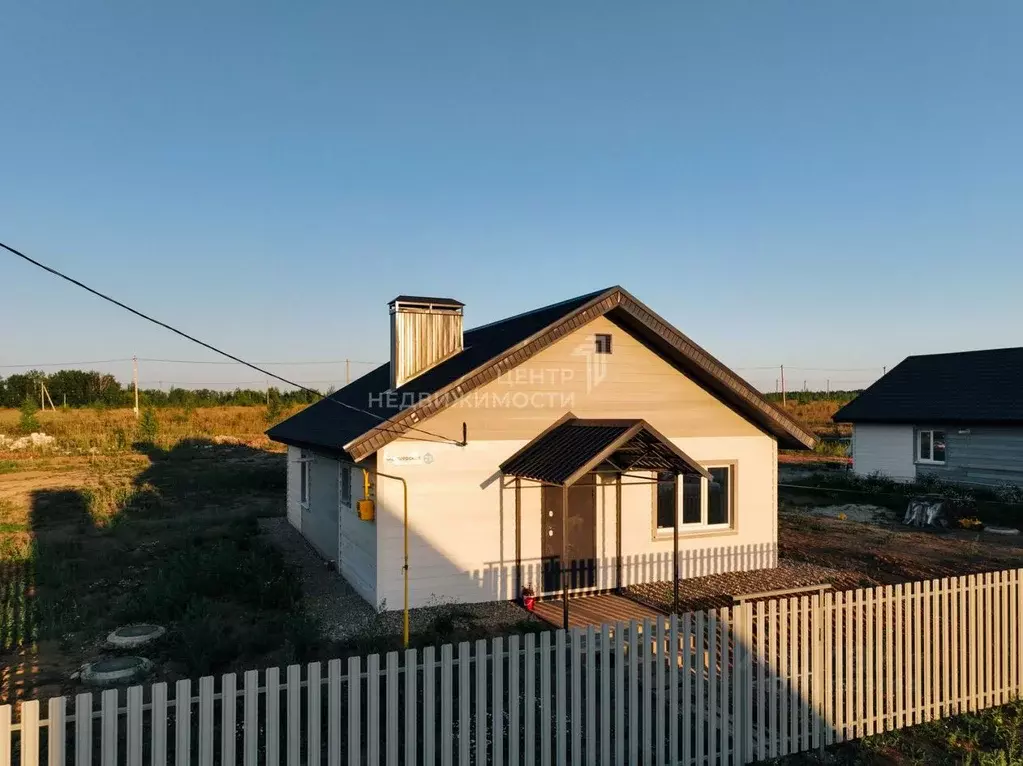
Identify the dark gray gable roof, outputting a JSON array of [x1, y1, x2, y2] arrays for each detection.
[[267, 286, 818, 458], [833, 346, 1023, 424], [265, 288, 609, 457]]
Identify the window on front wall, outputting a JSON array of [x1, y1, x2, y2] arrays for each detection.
[[917, 430, 946, 464], [654, 466, 734, 532], [340, 464, 352, 507]]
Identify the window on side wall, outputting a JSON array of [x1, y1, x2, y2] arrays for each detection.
[[916, 429, 947, 464], [654, 466, 734, 534], [340, 464, 352, 507], [299, 450, 311, 508]]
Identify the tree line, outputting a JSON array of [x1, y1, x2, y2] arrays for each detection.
[[0, 369, 322, 409]]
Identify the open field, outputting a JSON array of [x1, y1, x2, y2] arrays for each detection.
[[0, 405, 301, 454]]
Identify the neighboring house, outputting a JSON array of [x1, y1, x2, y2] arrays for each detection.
[[266, 287, 815, 611], [834, 347, 1023, 487]]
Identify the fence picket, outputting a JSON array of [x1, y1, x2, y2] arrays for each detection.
[[791, 598, 802, 751], [585, 626, 596, 766], [405, 650, 417, 766], [348, 656, 362, 766], [524, 633, 536, 766], [681, 615, 693, 766], [286, 665, 301, 766], [0, 705, 10, 766], [721, 608, 732, 766], [922, 581, 933, 722], [222, 673, 237, 766], [864, 590, 875, 737], [491, 639, 502, 766], [778, 597, 789, 753], [539, 631, 551, 766], [695, 611, 705, 766], [423, 648, 436, 766], [24, 699, 41, 766], [243, 671, 258, 766], [940, 580, 950, 718], [615, 621, 626, 766], [475, 639, 487, 766], [49, 696, 67, 766], [799, 596, 810, 751], [367, 655, 380, 766], [757, 600, 768, 758], [708, 610, 719, 765], [176, 679, 192, 766], [386, 653, 399, 766], [641, 617, 652, 766], [308, 662, 322, 766], [508, 636, 520, 766], [952, 578, 963, 717], [970, 575, 980, 713], [628, 621, 639, 766], [766, 598, 778, 757], [654, 618, 665, 766], [199, 676, 215, 766], [555, 630, 567, 766], [667, 617, 678, 766], [987, 573, 995, 709], [1000, 572, 1009, 704], [570, 629, 581, 766], [600, 625, 612, 766], [152, 684, 167, 766]]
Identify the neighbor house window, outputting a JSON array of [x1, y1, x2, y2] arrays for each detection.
[[595, 333, 612, 354], [917, 430, 946, 464], [655, 466, 734, 533], [340, 464, 352, 507], [299, 450, 311, 508]]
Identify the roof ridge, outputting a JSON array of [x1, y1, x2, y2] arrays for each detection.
[[465, 286, 618, 334]]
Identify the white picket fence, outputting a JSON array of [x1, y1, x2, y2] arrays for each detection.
[[2, 568, 1022, 764]]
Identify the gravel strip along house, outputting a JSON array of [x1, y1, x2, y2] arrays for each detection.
[[267, 286, 815, 621]]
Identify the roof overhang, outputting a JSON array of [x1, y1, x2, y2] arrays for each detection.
[[499, 414, 710, 487]]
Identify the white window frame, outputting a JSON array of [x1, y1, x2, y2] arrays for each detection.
[[339, 463, 352, 508], [916, 429, 947, 465], [653, 464, 735, 536], [298, 450, 312, 510]]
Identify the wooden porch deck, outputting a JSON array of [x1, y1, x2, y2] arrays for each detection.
[[531, 592, 666, 631]]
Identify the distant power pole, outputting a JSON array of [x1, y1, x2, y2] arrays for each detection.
[[345, 359, 351, 385], [780, 365, 786, 408], [266, 380, 270, 406], [133, 355, 140, 418], [40, 380, 45, 410], [826, 379, 830, 395], [883, 365, 887, 376]]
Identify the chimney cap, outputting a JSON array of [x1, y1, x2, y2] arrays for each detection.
[[389, 295, 465, 308]]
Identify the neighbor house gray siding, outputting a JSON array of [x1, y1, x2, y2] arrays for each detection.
[[915, 425, 1023, 487]]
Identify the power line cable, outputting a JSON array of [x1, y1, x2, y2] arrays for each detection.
[[0, 239, 463, 448], [139, 357, 382, 366]]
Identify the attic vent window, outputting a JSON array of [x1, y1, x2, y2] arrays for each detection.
[[595, 334, 612, 354]]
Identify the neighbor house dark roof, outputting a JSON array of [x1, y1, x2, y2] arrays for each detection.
[[833, 347, 1023, 424], [266, 286, 817, 459], [499, 415, 709, 486]]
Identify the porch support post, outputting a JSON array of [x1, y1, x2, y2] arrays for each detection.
[[514, 477, 522, 601], [615, 473, 623, 594], [673, 472, 680, 614], [562, 483, 570, 630]]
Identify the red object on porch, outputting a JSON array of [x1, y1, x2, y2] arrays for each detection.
[[523, 595, 536, 611]]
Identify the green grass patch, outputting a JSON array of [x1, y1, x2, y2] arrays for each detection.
[[0, 460, 18, 474]]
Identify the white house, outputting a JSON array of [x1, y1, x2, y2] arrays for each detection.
[[266, 287, 816, 616], [834, 347, 1023, 487]]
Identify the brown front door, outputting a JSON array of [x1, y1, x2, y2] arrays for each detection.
[[541, 478, 597, 593]]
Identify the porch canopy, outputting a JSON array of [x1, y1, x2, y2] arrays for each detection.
[[500, 416, 709, 627]]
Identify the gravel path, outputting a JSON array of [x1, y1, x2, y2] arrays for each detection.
[[259, 518, 542, 645]]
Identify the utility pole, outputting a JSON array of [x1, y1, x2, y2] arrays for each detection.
[[826, 379, 830, 395], [780, 364, 786, 408], [266, 380, 270, 406], [133, 355, 140, 418], [345, 359, 351, 385], [40, 380, 44, 410]]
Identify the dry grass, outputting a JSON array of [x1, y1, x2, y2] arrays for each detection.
[[0, 405, 304, 454], [779, 398, 850, 437]]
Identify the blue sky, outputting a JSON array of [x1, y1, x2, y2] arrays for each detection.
[[2, 2, 1021, 393]]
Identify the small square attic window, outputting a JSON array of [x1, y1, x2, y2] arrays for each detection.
[[595, 333, 612, 354]]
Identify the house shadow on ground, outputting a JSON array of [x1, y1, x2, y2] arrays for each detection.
[[0, 438, 306, 704]]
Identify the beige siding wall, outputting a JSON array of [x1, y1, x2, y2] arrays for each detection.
[[420, 315, 762, 440], [372, 315, 777, 611]]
